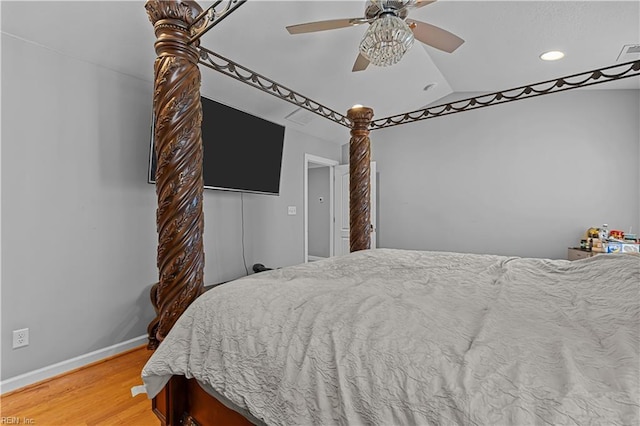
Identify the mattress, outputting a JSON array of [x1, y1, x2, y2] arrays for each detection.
[[142, 248, 640, 425]]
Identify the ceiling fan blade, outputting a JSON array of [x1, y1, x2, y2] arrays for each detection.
[[413, 0, 437, 8], [406, 19, 464, 53], [286, 18, 369, 34], [352, 53, 370, 72]]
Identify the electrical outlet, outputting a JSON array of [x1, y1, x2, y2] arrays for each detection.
[[12, 328, 29, 349]]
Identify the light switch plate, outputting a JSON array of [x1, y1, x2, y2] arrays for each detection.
[[288, 206, 297, 215]]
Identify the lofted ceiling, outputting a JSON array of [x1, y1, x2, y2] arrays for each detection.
[[2, 1, 639, 144]]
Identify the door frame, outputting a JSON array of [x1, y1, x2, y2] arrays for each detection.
[[333, 162, 377, 257], [304, 154, 339, 263]]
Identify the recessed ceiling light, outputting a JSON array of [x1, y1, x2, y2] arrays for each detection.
[[423, 83, 437, 91], [540, 51, 565, 61]]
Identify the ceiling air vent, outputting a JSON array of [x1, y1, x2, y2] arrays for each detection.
[[616, 44, 640, 62], [284, 108, 316, 126]]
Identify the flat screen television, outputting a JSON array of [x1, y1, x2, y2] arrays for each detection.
[[148, 96, 285, 195]]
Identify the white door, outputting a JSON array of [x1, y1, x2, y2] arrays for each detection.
[[334, 163, 377, 256]]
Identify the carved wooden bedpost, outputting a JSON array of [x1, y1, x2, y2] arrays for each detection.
[[347, 106, 374, 252], [145, 0, 205, 349]]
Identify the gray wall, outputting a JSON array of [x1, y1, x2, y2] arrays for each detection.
[[1, 33, 341, 379], [308, 167, 330, 258], [369, 89, 640, 259], [213, 136, 341, 275]]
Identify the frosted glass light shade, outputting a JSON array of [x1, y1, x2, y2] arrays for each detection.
[[359, 14, 414, 67]]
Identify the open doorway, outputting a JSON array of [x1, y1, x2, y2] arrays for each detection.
[[304, 154, 339, 263], [333, 162, 377, 256]]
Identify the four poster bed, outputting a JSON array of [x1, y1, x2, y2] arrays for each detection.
[[141, 1, 640, 425]]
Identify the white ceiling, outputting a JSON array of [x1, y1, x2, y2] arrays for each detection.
[[2, 1, 639, 143]]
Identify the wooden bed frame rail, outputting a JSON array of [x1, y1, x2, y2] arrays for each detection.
[[153, 376, 253, 426]]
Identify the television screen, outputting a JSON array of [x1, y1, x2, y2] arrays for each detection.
[[148, 96, 285, 195]]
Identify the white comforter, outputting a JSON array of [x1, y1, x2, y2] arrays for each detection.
[[142, 249, 640, 425]]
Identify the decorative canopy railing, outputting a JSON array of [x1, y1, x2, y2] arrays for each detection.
[[180, 0, 640, 131], [198, 47, 351, 128], [370, 60, 640, 130]]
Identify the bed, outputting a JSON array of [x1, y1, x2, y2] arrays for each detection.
[[143, 249, 640, 425], [141, 0, 640, 424]]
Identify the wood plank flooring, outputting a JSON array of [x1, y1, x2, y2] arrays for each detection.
[[0, 345, 158, 425]]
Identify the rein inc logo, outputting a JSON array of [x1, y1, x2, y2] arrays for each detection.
[[0, 418, 35, 424]]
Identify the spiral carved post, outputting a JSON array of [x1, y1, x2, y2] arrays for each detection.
[[347, 106, 374, 252], [145, 0, 205, 349]]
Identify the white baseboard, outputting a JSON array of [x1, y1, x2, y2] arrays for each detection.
[[0, 334, 147, 395], [308, 255, 327, 262]]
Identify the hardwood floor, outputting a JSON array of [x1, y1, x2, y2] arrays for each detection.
[[1, 345, 158, 425]]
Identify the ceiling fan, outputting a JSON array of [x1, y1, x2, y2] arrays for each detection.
[[286, 0, 464, 72]]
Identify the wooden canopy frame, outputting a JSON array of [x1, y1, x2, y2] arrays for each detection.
[[144, 1, 639, 424]]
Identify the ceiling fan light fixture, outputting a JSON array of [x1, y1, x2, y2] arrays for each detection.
[[359, 13, 414, 67]]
